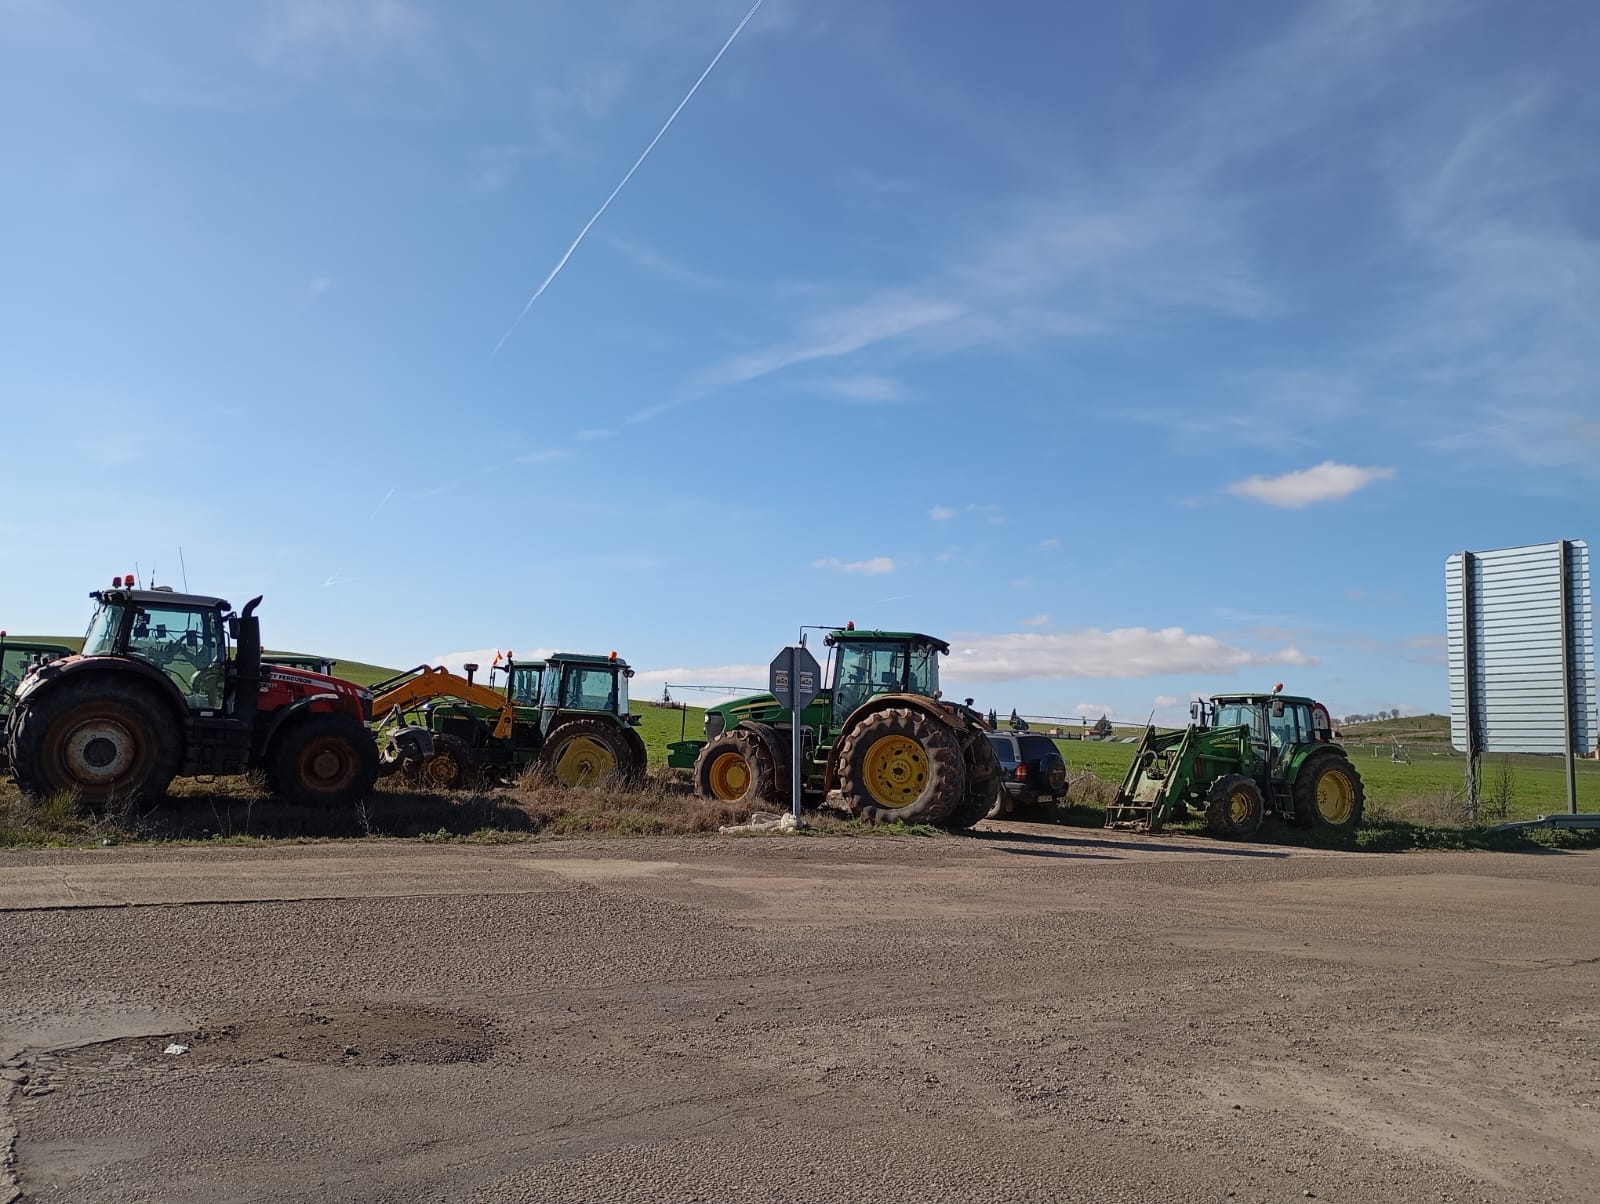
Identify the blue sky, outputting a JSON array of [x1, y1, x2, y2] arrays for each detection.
[[2, 0, 1595, 725]]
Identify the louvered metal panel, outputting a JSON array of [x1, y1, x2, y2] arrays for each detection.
[[1446, 541, 1595, 757]]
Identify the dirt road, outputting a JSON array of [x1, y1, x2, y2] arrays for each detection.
[[1, 825, 1596, 1203]]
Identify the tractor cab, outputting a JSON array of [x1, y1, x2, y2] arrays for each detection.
[[82, 585, 232, 710], [498, 659, 545, 708], [1203, 688, 1335, 782], [824, 627, 946, 719], [0, 638, 73, 721], [539, 652, 641, 730]]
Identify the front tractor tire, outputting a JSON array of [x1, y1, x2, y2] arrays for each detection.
[[406, 733, 477, 791], [1294, 754, 1366, 829], [1204, 774, 1265, 839], [837, 706, 964, 825], [694, 729, 780, 807], [9, 677, 181, 805], [541, 718, 641, 788], [266, 713, 379, 807]]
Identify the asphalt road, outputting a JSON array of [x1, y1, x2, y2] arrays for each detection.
[[2, 824, 1596, 1203]]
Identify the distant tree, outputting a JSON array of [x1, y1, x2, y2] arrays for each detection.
[[1092, 714, 1114, 737]]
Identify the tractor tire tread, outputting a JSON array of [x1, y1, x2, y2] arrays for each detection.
[[8, 675, 181, 805], [837, 706, 963, 825]]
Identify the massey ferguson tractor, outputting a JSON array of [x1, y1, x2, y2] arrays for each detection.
[[669, 625, 1001, 830], [4, 579, 387, 807], [1106, 685, 1366, 838]]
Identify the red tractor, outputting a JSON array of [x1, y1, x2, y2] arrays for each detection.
[[4, 580, 383, 806]]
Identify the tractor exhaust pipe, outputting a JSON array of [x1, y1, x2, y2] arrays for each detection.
[[234, 596, 263, 729]]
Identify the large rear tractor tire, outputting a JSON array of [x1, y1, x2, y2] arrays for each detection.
[[8, 677, 181, 805], [1204, 774, 1264, 839], [405, 733, 477, 791], [694, 729, 779, 807], [266, 714, 379, 807], [947, 732, 1002, 831], [837, 707, 963, 825], [1293, 754, 1365, 829], [541, 718, 636, 788]]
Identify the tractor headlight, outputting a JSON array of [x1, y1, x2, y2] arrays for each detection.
[[704, 710, 726, 740]]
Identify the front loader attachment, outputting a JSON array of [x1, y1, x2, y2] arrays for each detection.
[[1105, 723, 1254, 832]]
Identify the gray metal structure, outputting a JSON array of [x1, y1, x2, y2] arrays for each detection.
[[1446, 540, 1595, 815], [769, 644, 821, 823]]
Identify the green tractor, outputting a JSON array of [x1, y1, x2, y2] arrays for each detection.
[[667, 626, 1001, 829], [0, 636, 73, 729], [374, 652, 648, 788], [1107, 686, 1365, 838]]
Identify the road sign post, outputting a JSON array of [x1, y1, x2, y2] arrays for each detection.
[[769, 644, 822, 823]]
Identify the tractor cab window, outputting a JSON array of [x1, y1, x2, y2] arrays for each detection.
[[1214, 702, 1267, 747], [548, 665, 618, 713], [129, 605, 226, 709], [1269, 702, 1311, 753], [82, 602, 125, 658], [509, 666, 543, 706], [832, 641, 927, 717]]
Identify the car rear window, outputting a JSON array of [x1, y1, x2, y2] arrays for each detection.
[[1017, 735, 1059, 758], [986, 734, 1016, 759]]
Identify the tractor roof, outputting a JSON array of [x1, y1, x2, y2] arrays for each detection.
[[548, 651, 632, 670], [826, 628, 951, 654], [92, 587, 230, 611], [1211, 691, 1320, 706]]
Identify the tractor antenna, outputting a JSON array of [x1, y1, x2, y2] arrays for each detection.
[[136, 561, 144, 588], [179, 547, 189, 592]]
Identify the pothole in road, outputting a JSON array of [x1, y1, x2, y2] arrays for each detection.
[[49, 1005, 494, 1071]]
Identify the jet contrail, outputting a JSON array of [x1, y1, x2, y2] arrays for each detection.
[[492, 0, 766, 356]]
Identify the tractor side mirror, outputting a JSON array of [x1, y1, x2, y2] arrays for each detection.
[[1272, 700, 1285, 717], [227, 617, 239, 639]]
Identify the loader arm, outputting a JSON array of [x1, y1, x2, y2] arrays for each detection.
[[1105, 722, 1254, 832], [369, 665, 517, 741]]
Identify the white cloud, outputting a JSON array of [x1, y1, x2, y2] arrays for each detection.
[[1070, 703, 1116, 719], [818, 374, 903, 403], [813, 556, 895, 575], [929, 506, 955, 521], [1226, 461, 1395, 508], [1153, 695, 1179, 707], [428, 647, 554, 679], [305, 274, 333, 298], [1023, 614, 1050, 627], [1039, 537, 1060, 548], [1010, 578, 1032, 590], [945, 627, 1317, 683]]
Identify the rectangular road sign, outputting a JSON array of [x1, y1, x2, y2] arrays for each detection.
[[1446, 541, 1595, 756]]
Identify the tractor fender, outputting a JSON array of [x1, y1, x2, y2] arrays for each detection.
[[822, 693, 971, 792], [252, 693, 352, 763], [1281, 744, 1340, 789], [10, 655, 189, 734]]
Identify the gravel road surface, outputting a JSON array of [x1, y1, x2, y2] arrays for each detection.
[[1, 825, 1596, 1203]]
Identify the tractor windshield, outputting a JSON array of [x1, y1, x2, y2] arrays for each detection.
[[509, 666, 543, 706], [546, 665, 620, 714], [83, 602, 125, 657], [832, 640, 938, 717], [1213, 702, 1265, 743]]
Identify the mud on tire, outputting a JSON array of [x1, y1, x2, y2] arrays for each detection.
[[1204, 773, 1264, 839], [9, 675, 181, 805], [267, 713, 379, 807], [694, 728, 780, 807], [540, 717, 638, 788], [836, 706, 963, 825], [1293, 753, 1366, 829]]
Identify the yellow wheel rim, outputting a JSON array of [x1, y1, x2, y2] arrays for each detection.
[[1316, 769, 1355, 824], [421, 754, 460, 789], [861, 734, 928, 808], [708, 751, 750, 800], [1228, 788, 1253, 826], [554, 736, 616, 786]]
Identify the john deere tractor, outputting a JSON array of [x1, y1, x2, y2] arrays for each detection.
[[1107, 687, 1365, 838], [371, 652, 647, 788], [0, 636, 73, 728], [669, 626, 1000, 829]]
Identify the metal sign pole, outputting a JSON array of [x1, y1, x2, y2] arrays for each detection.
[[1559, 540, 1579, 814], [768, 644, 821, 828], [791, 703, 803, 823], [1461, 551, 1479, 818]]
